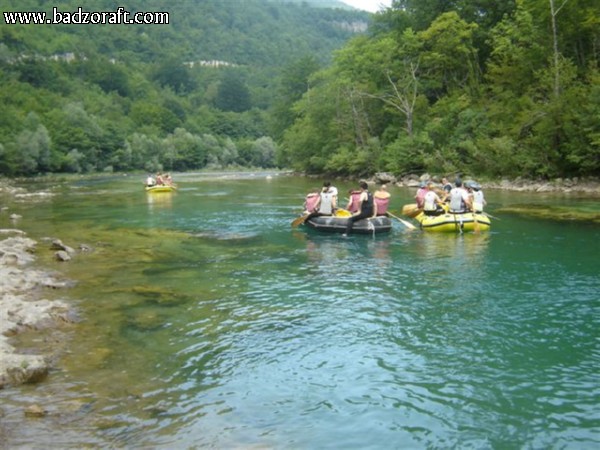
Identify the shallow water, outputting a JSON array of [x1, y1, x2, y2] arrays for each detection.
[[1, 173, 599, 449]]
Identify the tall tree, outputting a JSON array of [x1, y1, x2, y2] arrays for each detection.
[[271, 56, 320, 141], [215, 70, 252, 113], [549, 0, 569, 98]]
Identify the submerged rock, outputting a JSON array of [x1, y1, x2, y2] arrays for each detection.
[[24, 404, 48, 418], [55, 250, 72, 262], [497, 204, 600, 223]]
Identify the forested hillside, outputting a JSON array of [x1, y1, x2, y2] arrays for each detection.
[[280, 0, 599, 179], [1, 0, 598, 179], [0, 0, 368, 174]]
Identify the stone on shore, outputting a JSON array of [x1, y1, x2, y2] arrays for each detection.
[[0, 233, 76, 389]]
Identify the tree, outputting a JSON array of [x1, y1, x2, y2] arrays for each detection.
[[251, 136, 277, 167], [215, 70, 252, 113], [271, 56, 320, 141], [152, 58, 195, 94], [359, 32, 421, 138], [418, 11, 480, 99], [549, 0, 569, 98], [14, 124, 51, 174], [163, 128, 208, 170]]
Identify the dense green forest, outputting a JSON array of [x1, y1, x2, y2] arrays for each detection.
[[0, 0, 598, 179], [0, 0, 368, 174], [279, 0, 599, 179]]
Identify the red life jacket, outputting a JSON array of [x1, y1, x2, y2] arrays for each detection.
[[374, 197, 390, 215], [348, 191, 362, 213], [304, 193, 319, 212]]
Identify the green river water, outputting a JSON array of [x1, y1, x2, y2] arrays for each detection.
[[0, 172, 598, 449]]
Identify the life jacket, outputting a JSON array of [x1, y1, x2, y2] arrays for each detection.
[[415, 188, 427, 208], [374, 196, 389, 215], [347, 191, 362, 213], [472, 190, 484, 212], [423, 191, 439, 211], [449, 187, 466, 212], [304, 193, 319, 212], [318, 190, 334, 215]]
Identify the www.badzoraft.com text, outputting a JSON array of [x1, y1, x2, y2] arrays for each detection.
[[3, 7, 169, 25]]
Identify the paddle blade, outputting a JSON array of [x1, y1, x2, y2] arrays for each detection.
[[401, 203, 422, 218], [291, 214, 309, 228], [386, 212, 417, 230]]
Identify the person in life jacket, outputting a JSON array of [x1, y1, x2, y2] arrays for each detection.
[[373, 184, 391, 216], [449, 179, 472, 213], [312, 182, 337, 216], [441, 177, 453, 195], [415, 182, 428, 209], [423, 182, 446, 216], [343, 181, 375, 236], [303, 188, 320, 214], [323, 181, 338, 210], [345, 189, 362, 213], [467, 182, 486, 213]]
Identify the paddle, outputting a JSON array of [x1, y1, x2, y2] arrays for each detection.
[[401, 203, 422, 218], [386, 212, 417, 230], [483, 212, 500, 220], [473, 211, 480, 233], [291, 213, 310, 228]]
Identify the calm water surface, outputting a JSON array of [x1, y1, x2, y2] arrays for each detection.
[[1, 173, 598, 449]]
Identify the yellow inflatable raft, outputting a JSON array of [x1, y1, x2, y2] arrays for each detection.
[[145, 185, 177, 193], [415, 211, 491, 232]]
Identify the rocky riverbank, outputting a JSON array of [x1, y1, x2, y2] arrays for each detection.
[[0, 182, 81, 389], [0, 231, 80, 388], [372, 172, 600, 195]]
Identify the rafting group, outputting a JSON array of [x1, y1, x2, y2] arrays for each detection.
[[292, 181, 396, 235], [292, 177, 492, 234], [405, 177, 491, 232], [144, 172, 177, 193]]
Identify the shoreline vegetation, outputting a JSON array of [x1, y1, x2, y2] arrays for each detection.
[[1, 173, 599, 389]]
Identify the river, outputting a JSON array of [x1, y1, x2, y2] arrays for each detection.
[[1, 172, 598, 449]]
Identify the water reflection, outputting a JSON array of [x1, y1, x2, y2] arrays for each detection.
[[146, 192, 173, 210], [415, 232, 491, 265], [302, 234, 352, 272], [366, 238, 392, 269]]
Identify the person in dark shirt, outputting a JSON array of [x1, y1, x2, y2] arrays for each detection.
[[343, 181, 374, 236]]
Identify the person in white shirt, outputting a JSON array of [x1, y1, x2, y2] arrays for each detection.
[[471, 183, 486, 213], [323, 181, 338, 209], [313, 182, 337, 216], [449, 179, 471, 213], [423, 182, 446, 216]]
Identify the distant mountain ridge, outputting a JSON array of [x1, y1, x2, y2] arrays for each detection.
[[272, 0, 360, 10], [0, 0, 372, 175], [1, 0, 370, 67]]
